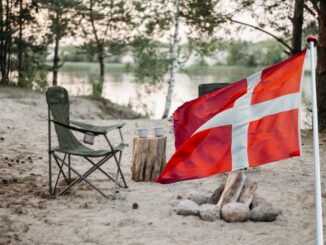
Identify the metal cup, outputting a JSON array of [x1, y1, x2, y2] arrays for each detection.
[[137, 128, 148, 138], [154, 127, 164, 137]]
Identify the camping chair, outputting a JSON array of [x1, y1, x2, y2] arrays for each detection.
[[46, 86, 128, 199]]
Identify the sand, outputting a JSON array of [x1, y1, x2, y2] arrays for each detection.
[[0, 87, 326, 245]]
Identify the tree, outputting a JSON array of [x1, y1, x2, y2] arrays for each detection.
[[292, 0, 304, 54], [0, 0, 13, 85], [310, 0, 326, 130], [15, 0, 42, 87], [40, 0, 80, 86], [80, 0, 134, 98], [162, 0, 180, 119], [0, 0, 40, 87]]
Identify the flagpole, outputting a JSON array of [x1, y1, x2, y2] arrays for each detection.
[[307, 35, 324, 245]]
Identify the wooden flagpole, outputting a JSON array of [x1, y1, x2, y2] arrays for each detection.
[[307, 35, 324, 245]]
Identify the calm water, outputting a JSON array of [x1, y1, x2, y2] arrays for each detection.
[[50, 62, 312, 127]]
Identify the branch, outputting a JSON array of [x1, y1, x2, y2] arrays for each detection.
[[303, 3, 316, 17], [228, 18, 292, 53], [178, 50, 192, 65], [309, 0, 321, 16]]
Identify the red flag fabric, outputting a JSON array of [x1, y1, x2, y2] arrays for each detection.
[[155, 49, 306, 184]]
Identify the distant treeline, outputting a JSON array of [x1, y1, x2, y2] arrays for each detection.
[[60, 39, 286, 68]]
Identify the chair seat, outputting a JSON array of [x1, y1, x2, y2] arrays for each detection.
[[54, 143, 128, 157]]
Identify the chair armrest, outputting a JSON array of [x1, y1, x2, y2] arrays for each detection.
[[51, 120, 102, 135], [70, 120, 125, 134]]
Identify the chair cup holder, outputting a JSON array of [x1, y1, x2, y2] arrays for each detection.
[[83, 133, 95, 145]]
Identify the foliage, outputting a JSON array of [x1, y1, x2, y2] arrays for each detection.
[[180, 0, 225, 35], [79, 0, 135, 59], [225, 39, 286, 67], [16, 44, 49, 91], [40, 0, 81, 44], [0, 0, 40, 86], [186, 38, 224, 66], [253, 40, 286, 66], [61, 45, 96, 62], [226, 41, 255, 66], [92, 79, 104, 99], [131, 38, 171, 84]]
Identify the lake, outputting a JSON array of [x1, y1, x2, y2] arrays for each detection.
[[51, 62, 313, 128]]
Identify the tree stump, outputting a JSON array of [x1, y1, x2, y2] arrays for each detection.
[[131, 136, 166, 182]]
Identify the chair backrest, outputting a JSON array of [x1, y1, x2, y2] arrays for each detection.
[[46, 86, 81, 150]]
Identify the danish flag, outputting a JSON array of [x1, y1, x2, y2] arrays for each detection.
[[155, 49, 306, 184]]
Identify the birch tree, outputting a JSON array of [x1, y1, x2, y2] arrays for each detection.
[[162, 0, 180, 119]]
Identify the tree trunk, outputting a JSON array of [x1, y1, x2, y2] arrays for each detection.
[[17, 0, 24, 86], [317, 1, 326, 131], [99, 53, 105, 82], [89, 0, 105, 97], [4, 0, 12, 85], [0, 0, 11, 85], [131, 136, 166, 182], [0, 0, 5, 84], [292, 0, 304, 54], [52, 12, 60, 86], [162, 0, 180, 119]]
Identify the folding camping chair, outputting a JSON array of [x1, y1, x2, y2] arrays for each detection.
[[46, 86, 128, 199]]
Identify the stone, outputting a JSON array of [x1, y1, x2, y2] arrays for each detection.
[[14, 207, 27, 215], [132, 203, 139, 209], [199, 204, 220, 221], [169, 199, 179, 211], [186, 191, 209, 205], [221, 202, 250, 222], [177, 199, 200, 216], [251, 195, 272, 209], [250, 205, 282, 222]]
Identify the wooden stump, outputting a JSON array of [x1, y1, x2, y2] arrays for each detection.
[[131, 136, 166, 182]]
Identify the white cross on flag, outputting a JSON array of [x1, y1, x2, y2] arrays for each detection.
[[155, 49, 307, 184]]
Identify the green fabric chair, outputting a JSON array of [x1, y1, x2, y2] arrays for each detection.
[[46, 86, 128, 199]]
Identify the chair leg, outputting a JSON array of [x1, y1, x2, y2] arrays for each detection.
[[76, 155, 115, 185], [68, 154, 71, 183], [84, 156, 124, 188], [49, 151, 53, 195], [52, 154, 71, 193], [114, 150, 128, 189], [104, 135, 128, 189], [53, 153, 113, 198]]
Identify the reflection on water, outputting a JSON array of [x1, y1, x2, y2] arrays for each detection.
[[50, 62, 312, 128]]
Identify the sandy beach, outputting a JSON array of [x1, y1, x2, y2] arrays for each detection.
[[1, 87, 326, 245]]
